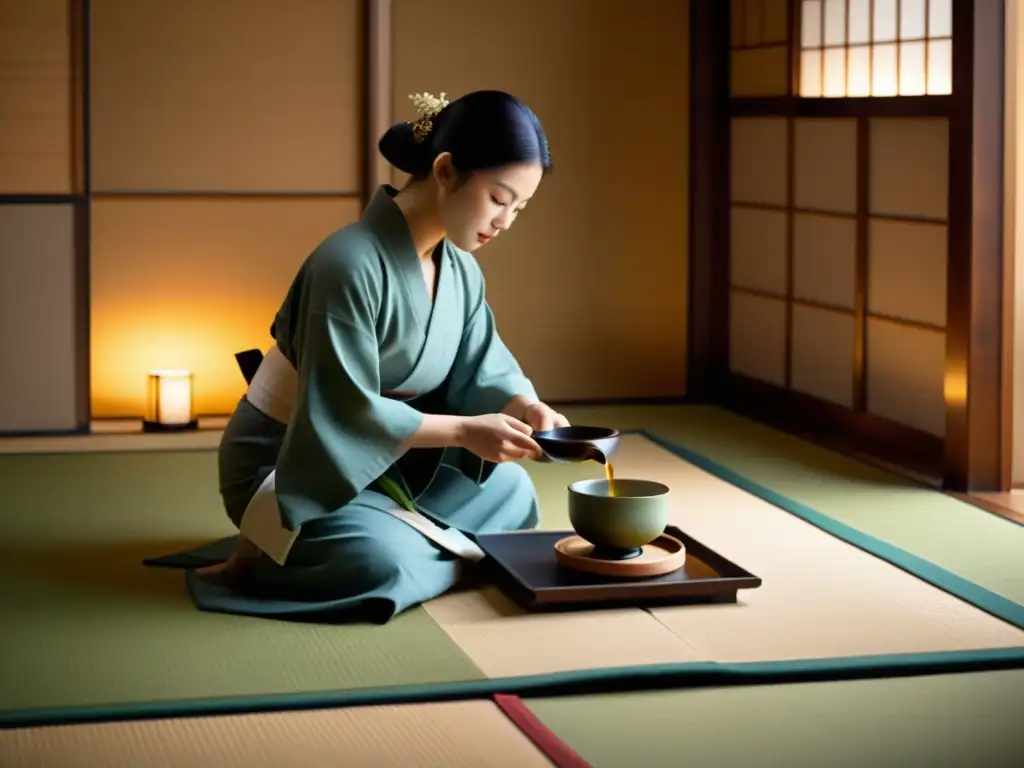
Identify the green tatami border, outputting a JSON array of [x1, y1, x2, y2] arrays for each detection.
[[633, 429, 1024, 632], [2, 647, 1023, 730], [3, 428, 1023, 731]]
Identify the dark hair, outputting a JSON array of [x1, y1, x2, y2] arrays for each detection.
[[378, 90, 552, 180]]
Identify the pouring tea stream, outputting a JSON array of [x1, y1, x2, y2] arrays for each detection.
[[532, 426, 620, 495]]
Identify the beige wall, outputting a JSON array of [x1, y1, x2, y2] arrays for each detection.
[[1, 0, 690, 426], [87, 0, 364, 417], [89, 198, 361, 416], [0, 0, 78, 433], [89, 0, 362, 193], [0, 205, 79, 432], [1007, 0, 1024, 485], [0, 0, 71, 194], [392, 0, 690, 402]]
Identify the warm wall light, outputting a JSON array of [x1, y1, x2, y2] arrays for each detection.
[[143, 370, 198, 432], [943, 366, 968, 408], [798, 0, 953, 98]]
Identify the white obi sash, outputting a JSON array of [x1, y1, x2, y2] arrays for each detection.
[[239, 345, 485, 566]]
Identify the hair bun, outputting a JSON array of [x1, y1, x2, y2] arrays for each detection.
[[378, 90, 552, 181], [378, 122, 427, 176]]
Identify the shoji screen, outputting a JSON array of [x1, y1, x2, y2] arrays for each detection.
[[727, 0, 952, 446], [0, 0, 81, 433], [87, 0, 364, 418], [866, 118, 949, 436], [729, 114, 949, 438]]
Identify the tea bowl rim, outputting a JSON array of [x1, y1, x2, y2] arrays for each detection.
[[568, 477, 670, 499]]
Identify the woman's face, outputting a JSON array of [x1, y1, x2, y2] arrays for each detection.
[[433, 157, 544, 253]]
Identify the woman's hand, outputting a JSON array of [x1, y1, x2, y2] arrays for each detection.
[[458, 413, 542, 463], [521, 402, 570, 433]]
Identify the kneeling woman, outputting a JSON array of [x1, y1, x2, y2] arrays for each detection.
[[192, 90, 568, 623]]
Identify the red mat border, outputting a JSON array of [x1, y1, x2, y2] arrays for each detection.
[[493, 694, 591, 768]]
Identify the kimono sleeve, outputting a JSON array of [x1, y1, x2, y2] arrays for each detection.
[[273, 253, 425, 530], [446, 265, 538, 417]]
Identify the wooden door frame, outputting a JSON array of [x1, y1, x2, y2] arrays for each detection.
[[687, 0, 1008, 492]]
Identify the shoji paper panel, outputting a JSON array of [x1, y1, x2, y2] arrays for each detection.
[[90, 0, 362, 192], [732, 117, 788, 205], [794, 118, 857, 213], [732, 47, 790, 97], [793, 213, 856, 308], [732, 0, 746, 44], [90, 197, 361, 417], [867, 318, 946, 436], [731, 207, 788, 295], [0, 205, 78, 431], [791, 304, 855, 407], [729, 291, 787, 386], [761, 0, 790, 42], [869, 219, 948, 327], [798, 0, 953, 98], [732, 0, 790, 45], [0, 0, 72, 193], [870, 118, 949, 219], [393, 0, 690, 401]]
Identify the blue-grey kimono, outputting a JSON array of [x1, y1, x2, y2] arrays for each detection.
[[182, 186, 541, 623]]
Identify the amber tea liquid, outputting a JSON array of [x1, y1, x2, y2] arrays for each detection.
[[604, 462, 616, 496]]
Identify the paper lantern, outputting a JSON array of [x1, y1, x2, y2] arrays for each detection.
[[143, 370, 197, 431]]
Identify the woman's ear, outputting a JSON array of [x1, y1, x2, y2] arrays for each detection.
[[430, 151, 450, 185], [431, 152, 456, 190]]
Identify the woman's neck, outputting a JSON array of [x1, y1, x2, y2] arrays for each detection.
[[393, 183, 446, 261]]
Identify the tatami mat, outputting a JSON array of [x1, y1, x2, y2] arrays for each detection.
[[423, 588, 698, 678], [2, 405, 1022, 729], [0, 451, 483, 719], [527, 669, 1024, 767], [0, 700, 550, 768], [423, 435, 1023, 677], [559, 404, 1024, 604]]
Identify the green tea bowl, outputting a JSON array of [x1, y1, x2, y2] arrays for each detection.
[[567, 478, 671, 560]]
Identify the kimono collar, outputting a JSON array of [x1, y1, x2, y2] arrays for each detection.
[[363, 185, 450, 326], [363, 186, 414, 254], [362, 185, 450, 264]]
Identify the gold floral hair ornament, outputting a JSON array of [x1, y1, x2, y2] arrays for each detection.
[[409, 91, 450, 143]]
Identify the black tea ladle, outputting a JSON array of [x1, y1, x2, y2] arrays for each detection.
[[532, 426, 621, 465]]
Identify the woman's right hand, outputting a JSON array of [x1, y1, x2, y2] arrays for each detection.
[[458, 413, 542, 463]]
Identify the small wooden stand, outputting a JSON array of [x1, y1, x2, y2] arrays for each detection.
[[554, 533, 686, 578]]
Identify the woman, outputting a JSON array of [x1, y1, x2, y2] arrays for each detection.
[[191, 89, 568, 623]]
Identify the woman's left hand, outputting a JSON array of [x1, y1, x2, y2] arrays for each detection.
[[522, 402, 570, 433]]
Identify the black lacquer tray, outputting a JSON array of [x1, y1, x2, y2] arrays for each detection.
[[476, 525, 762, 612]]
